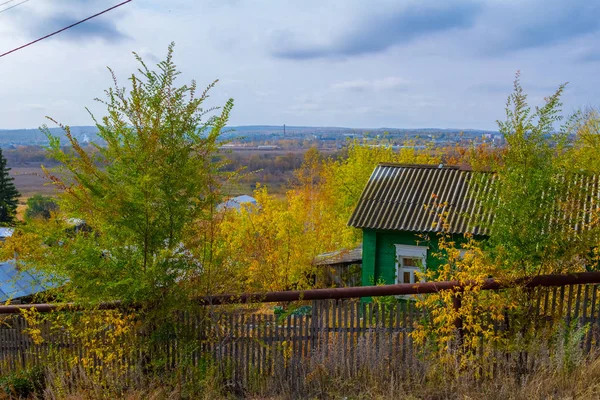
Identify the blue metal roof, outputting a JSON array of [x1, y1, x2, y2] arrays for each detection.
[[218, 195, 258, 211], [0, 261, 57, 302]]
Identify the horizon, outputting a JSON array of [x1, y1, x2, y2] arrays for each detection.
[[0, 124, 500, 133]]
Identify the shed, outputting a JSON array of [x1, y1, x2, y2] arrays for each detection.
[[314, 246, 362, 287], [348, 163, 489, 287]]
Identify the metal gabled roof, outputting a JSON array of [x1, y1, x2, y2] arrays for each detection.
[[0, 261, 57, 302], [348, 163, 493, 235]]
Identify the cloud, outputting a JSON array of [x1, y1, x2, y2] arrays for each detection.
[[479, 1, 600, 55], [29, 14, 127, 42], [580, 52, 600, 62], [271, 1, 482, 59], [331, 77, 409, 92], [573, 36, 600, 62], [268, 0, 600, 60]]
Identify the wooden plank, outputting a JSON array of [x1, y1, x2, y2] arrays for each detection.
[[268, 313, 275, 375], [259, 313, 265, 375], [244, 312, 250, 385], [289, 313, 295, 379], [542, 287, 550, 327], [10, 317, 16, 370], [303, 310, 309, 359], [574, 284, 582, 322], [310, 301, 318, 354], [324, 300, 330, 358], [388, 303, 394, 361], [294, 312, 300, 362], [254, 313, 259, 375], [334, 300, 339, 352], [265, 313, 271, 375], [408, 300, 414, 364], [0, 322, 5, 366], [350, 301, 357, 374], [395, 302, 401, 365], [595, 286, 600, 349], [342, 300, 348, 371], [558, 285, 566, 319], [14, 317, 21, 369], [361, 301, 367, 344], [550, 286, 558, 319], [582, 285, 590, 327], [374, 302, 380, 354], [566, 285, 574, 324], [586, 285, 597, 353], [534, 288, 543, 330], [273, 308, 280, 378], [366, 302, 373, 363], [233, 312, 239, 381], [251, 313, 256, 377]]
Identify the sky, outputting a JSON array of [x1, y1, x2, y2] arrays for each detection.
[[0, 0, 599, 130]]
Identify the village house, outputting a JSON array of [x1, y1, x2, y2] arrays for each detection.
[[347, 163, 491, 287]]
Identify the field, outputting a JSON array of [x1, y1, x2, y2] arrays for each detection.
[[10, 165, 57, 197], [5, 147, 323, 201]]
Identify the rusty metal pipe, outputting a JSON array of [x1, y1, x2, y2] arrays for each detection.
[[197, 271, 600, 305], [1, 271, 600, 313]]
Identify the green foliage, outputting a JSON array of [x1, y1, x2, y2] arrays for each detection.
[[322, 138, 440, 223], [0, 148, 20, 226], [476, 72, 597, 275], [563, 107, 600, 174], [5, 43, 234, 307], [25, 194, 58, 220], [0, 366, 45, 397], [552, 319, 589, 374]]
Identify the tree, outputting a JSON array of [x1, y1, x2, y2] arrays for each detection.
[[476, 72, 596, 275], [218, 139, 441, 292], [25, 195, 58, 220], [4, 43, 234, 306], [0, 148, 20, 226]]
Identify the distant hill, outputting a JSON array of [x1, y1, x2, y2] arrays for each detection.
[[0, 126, 100, 145], [0, 125, 500, 145]]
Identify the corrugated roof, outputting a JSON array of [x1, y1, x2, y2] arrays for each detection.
[[348, 164, 492, 235], [0, 228, 14, 238], [314, 246, 362, 266], [0, 261, 57, 302]]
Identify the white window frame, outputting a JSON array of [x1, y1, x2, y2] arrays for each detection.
[[394, 244, 427, 285]]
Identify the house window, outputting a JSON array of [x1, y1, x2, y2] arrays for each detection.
[[394, 244, 427, 285]]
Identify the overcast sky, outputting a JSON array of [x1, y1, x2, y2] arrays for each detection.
[[0, 0, 599, 130]]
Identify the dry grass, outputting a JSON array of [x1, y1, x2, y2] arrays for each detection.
[[3, 349, 600, 400], [1, 309, 598, 399], [31, 358, 600, 400]]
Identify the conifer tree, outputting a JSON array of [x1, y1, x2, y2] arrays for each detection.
[[0, 148, 20, 226]]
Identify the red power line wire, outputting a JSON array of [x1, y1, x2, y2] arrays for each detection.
[[0, 0, 132, 59]]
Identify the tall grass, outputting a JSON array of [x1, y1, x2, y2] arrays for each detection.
[[3, 324, 600, 400]]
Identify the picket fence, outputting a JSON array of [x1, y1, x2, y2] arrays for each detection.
[[1, 281, 600, 385]]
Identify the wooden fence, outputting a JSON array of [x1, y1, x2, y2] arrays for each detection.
[[2, 280, 600, 387]]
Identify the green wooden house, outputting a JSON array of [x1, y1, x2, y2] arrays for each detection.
[[348, 163, 489, 286]]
